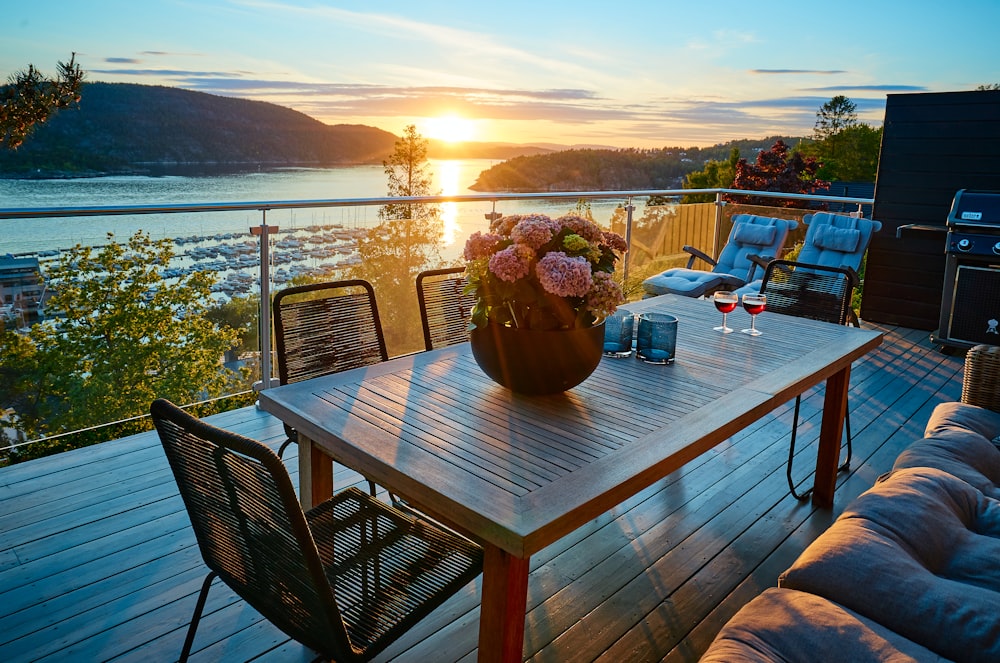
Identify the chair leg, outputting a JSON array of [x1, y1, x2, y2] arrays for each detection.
[[180, 571, 217, 663], [838, 410, 852, 472], [786, 396, 813, 501], [276, 436, 295, 459], [788, 397, 853, 501]]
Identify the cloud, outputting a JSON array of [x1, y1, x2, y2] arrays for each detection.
[[751, 69, 848, 75], [804, 84, 927, 92], [105, 57, 141, 64]]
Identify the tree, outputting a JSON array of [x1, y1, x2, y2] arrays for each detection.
[[352, 125, 443, 354], [814, 95, 858, 142], [1, 54, 83, 150], [802, 123, 883, 182], [0, 231, 245, 442], [681, 148, 740, 202], [728, 140, 827, 208], [812, 95, 861, 166]]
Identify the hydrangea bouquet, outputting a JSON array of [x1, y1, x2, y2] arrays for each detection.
[[463, 213, 627, 331]]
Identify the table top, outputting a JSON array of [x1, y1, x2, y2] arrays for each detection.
[[259, 294, 882, 558]]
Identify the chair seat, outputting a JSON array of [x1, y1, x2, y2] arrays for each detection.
[[307, 487, 484, 657], [642, 269, 725, 297]]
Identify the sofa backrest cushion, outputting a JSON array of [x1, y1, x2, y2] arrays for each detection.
[[893, 402, 1000, 499]]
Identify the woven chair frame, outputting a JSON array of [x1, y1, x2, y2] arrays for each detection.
[[416, 267, 474, 351], [272, 279, 388, 466], [150, 398, 483, 663], [760, 259, 857, 500], [962, 344, 1000, 412], [273, 279, 388, 385]]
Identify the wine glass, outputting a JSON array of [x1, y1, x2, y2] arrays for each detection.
[[712, 291, 738, 333], [741, 293, 766, 336]]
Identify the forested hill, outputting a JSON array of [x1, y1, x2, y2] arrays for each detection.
[[470, 138, 801, 192], [0, 82, 400, 177]]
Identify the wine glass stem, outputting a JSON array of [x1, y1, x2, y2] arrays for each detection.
[[751, 315, 757, 332], [722, 313, 727, 328]]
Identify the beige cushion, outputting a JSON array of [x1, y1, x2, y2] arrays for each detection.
[[779, 467, 1000, 662], [701, 588, 948, 662]]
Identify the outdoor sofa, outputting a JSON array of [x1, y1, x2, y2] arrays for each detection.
[[701, 346, 1000, 662]]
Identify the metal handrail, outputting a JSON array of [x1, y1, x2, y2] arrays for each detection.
[[0, 187, 873, 220]]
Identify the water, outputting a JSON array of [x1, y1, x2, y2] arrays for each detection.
[[0, 159, 630, 259]]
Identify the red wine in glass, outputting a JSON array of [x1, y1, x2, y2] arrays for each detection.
[[712, 291, 738, 333], [741, 293, 766, 336]]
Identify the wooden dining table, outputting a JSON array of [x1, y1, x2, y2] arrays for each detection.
[[258, 293, 883, 663]]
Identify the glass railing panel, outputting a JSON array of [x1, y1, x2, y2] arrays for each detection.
[[0, 188, 872, 463]]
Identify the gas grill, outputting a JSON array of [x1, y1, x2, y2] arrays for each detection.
[[933, 189, 1000, 349]]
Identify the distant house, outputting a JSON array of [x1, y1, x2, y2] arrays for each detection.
[[824, 180, 875, 217], [0, 256, 44, 325]]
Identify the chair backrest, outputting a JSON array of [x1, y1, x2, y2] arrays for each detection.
[[149, 398, 352, 658], [796, 213, 882, 273], [416, 267, 473, 351], [273, 279, 388, 385], [714, 214, 798, 281], [760, 259, 855, 326]]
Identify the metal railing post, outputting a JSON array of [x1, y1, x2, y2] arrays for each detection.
[[623, 197, 635, 286], [251, 210, 278, 396], [713, 192, 726, 259]]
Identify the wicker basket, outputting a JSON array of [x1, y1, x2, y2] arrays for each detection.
[[961, 344, 1000, 412]]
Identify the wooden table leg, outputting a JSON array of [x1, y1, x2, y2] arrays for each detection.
[[812, 366, 850, 508], [478, 545, 530, 663], [296, 434, 333, 510]]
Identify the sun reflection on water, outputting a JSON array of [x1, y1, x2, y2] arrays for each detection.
[[436, 160, 460, 247]]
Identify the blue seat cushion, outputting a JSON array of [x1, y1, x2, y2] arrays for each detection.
[[641, 269, 724, 297]]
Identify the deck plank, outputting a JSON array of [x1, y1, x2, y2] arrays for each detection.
[[0, 324, 966, 663]]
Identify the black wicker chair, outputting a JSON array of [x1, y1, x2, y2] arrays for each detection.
[[150, 398, 483, 663], [272, 280, 388, 480], [759, 259, 859, 500], [962, 344, 1000, 412], [416, 267, 473, 351]]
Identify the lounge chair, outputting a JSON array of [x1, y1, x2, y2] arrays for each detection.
[[734, 212, 882, 311], [641, 214, 798, 299]]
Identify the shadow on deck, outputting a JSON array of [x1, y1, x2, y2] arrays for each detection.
[[0, 322, 963, 662]]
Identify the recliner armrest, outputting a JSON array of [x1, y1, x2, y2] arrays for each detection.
[[682, 245, 717, 269]]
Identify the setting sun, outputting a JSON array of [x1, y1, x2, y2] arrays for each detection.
[[422, 115, 477, 143]]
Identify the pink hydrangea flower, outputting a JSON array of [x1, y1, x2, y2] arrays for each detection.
[[491, 214, 520, 236], [586, 271, 624, 319], [602, 230, 629, 254], [536, 252, 593, 298], [489, 243, 534, 282], [511, 215, 559, 250], [556, 214, 604, 243], [464, 231, 502, 261]]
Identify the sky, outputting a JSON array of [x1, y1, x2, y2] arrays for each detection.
[[4, 0, 999, 148]]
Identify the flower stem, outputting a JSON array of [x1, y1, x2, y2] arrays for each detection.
[[507, 302, 520, 328]]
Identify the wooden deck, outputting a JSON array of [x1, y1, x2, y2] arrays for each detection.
[[0, 322, 964, 663]]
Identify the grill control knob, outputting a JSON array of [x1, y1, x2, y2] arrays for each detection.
[[994, 241, 1000, 255], [957, 238, 972, 252]]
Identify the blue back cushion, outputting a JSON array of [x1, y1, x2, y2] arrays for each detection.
[[797, 213, 882, 272], [715, 214, 797, 280]]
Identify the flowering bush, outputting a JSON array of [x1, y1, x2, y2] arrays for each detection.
[[464, 213, 627, 330]]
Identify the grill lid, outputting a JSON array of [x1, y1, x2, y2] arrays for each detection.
[[947, 189, 1000, 229]]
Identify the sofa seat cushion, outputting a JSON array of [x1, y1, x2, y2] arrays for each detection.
[[700, 588, 949, 662], [779, 467, 1000, 662], [893, 402, 1000, 498]]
